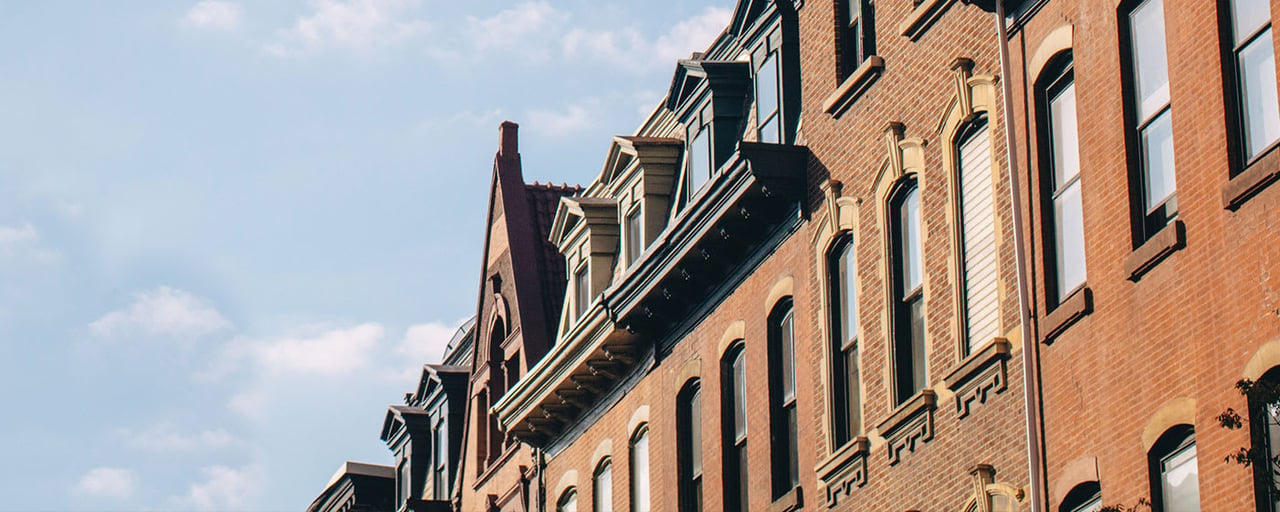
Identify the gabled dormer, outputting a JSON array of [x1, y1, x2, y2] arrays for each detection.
[[602, 136, 682, 270], [550, 196, 619, 334], [667, 59, 752, 205]]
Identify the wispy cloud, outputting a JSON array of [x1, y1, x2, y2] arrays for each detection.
[[181, 1, 244, 31], [74, 467, 136, 498], [171, 464, 263, 511], [0, 222, 37, 246], [89, 287, 232, 339], [562, 7, 731, 71], [265, 0, 429, 57], [525, 101, 597, 137], [115, 422, 235, 452], [247, 323, 383, 376], [467, 2, 565, 53], [394, 320, 465, 381]]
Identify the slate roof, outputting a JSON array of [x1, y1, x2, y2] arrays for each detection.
[[525, 181, 583, 337]]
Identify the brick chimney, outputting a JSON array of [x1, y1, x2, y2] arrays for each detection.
[[499, 121, 519, 157]]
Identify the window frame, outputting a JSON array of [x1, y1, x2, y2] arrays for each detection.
[[685, 106, 715, 201], [624, 204, 643, 267], [953, 114, 999, 355], [1221, 0, 1280, 172], [755, 50, 782, 144], [1249, 368, 1280, 511], [1147, 424, 1201, 512], [838, 0, 876, 81], [630, 425, 651, 512], [1036, 53, 1088, 307], [1119, 0, 1178, 242], [889, 178, 927, 406], [573, 262, 590, 320], [827, 234, 862, 447], [767, 299, 800, 499], [593, 458, 613, 512], [558, 488, 579, 512], [720, 342, 748, 512], [677, 380, 703, 512], [1059, 481, 1102, 512]]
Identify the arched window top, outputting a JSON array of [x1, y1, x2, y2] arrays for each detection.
[[955, 112, 990, 146], [1059, 481, 1102, 512], [557, 488, 579, 512]]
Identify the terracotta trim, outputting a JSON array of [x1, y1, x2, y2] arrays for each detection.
[[1040, 286, 1092, 344], [1223, 144, 1280, 210], [1123, 220, 1185, 281]]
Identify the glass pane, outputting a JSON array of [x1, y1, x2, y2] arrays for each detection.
[[1269, 403, 1280, 509], [736, 444, 749, 511], [1233, 0, 1272, 45], [1051, 81, 1082, 186], [759, 115, 779, 144], [732, 351, 747, 441], [1054, 180, 1087, 296], [626, 208, 642, 265], [1161, 443, 1201, 512], [632, 432, 651, 512], [910, 296, 926, 393], [689, 389, 702, 476], [560, 493, 578, 512], [1131, 0, 1170, 121], [575, 266, 590, 318], [786, 405, 799, 488], [595, 464, 613, 512], [756, 54, 779, 142], [689, 127, 711, 195], [900, 185, 922, 293], [845, 346, 861, 436], [1141, 110, 1177, 211], [780, 311, 796, 401], [1241, 31, 1280, 160], [841, 241, 858, 345]]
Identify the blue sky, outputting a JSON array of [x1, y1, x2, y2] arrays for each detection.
[[0, 1, 727, 509]]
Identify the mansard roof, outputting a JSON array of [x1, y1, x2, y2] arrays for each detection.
[[306, 462, 394, 512]]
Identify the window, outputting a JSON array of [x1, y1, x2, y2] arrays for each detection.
[[1148, 426, 1201, 512], [625, 206, 643, 266], [721, 343, 748, 512], [955, 117, 1000, 353], [1123, 0, 1177, 237], [1038, 55, 1087, 304], [1059, 482, 1102, 512], [891, 180, 926, 405], [1226, 0, 1280, 167], [630, 426, 651, 512], [433, 418, 448, 499], [838, 0, 875, 80], [594, 459, 613, 512], [558, 489, 579, 512], [574, 264, 590, 319], [678, 381, 703, 512], [756, 52, 781, 144], [1249, 369, 1280, 510], [687, 119, 713, 197], [768, 300, 799, 498], [397, 459, 410, 505], [475, 391, 490, 471], [828, 235, 861, 446]]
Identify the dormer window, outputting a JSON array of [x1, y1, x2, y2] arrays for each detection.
[[687, 112, 714, 197], [755, 52, 781, 143], [625, 206, 643, 266], [573, 263, 590, 319]]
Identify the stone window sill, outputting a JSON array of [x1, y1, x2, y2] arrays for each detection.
[[1124, 219, 1185, 281], [899, 0, 957, 41], [766, 485, 804, 512], [817, 436, 870, 507], [1223, 144, 1280, 210], [875, 389, 937, 465], [943, 339, 1011, 419], [823, 56, 885, 118], [1041, 286, 1092, 344]]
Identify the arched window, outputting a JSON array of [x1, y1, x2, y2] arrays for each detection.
[[1249, 368, 1280, 510], [954, 115, 1000, 353], [1037, 52, 1087, 306], [593, 458, 613, 512], [768, 299, 799, 498], [678, 381, 703, 512], [1059, 481, 1102, 512], [828, 234, 861, 446], [721, 342, 748, 512], [890, 179, 926, 405], [557, 488, 578, 512], [1147, 424, 1200, 512], [630, 425, 651, 512]]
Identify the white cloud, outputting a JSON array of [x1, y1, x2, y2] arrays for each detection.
[[562, 7, 731, 71], [89, 287, 231, 339], [249, 323, 384, 376], [266, 0, 429, 57], [226, 390, 267, 420], [0, 222, 36, 245], [115, 422, 235, 452], [525, 102, 595, 137], [466, 2, 565, 53], [181, 1, 244, 31], [171, 464, 263, 511], [74, 467, 136, 498]]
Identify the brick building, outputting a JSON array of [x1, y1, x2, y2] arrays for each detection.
[[1003, 0, 1280, 510]]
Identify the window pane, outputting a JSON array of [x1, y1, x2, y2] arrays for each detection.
[[626, 208, 643, 266], [1051, 81, 1081, 187], [690, 389, 702, 476], [1241, 30, 1280, 160], [575, 266, 590, 318], [839, 241, 858, 345], [1074, 497, 1102, 512], [757, 54, 779, 143], [1161, 443, 1201, 512], [1131, 0, 1170, 121], [1141, 110, 1177, 211], [844, 345, 861, 436], [632, 431, 651, 512], [560, 492, 578, 512], [909, 296, 926, 393], [1233, 0, 1271, 45], [732, 351, 747, 441], [1268, 403, 1280, 509], [780, 311, 796, 401], [595, 463, 613, 512], [900, 185, 922, 293], [1054, 180, 1087, 295], [689, 126, 711, 195], [786, 405, 799, 489], [736, 444, 749, 511]]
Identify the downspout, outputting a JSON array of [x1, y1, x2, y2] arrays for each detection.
[[993, 2, 1047, 511]]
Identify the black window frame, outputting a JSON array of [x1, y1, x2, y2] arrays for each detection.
[[677, 380, 703, 512], [890, 178, 926, 406], [432, 415, 448, 499], [1220, 0, 1280, 173], [828, 234, 862, 447], [1036, 52, 1088, 307], [1119, 0, 1178, 243], [720, 342, 748, 512], [1249, 368, 1280, 511], [557, 488, 578, 512], [1059, 481, 1102, 512], [686, 105, 715, 201], [837, 0, 876, 81], [767, 299, 800, 499], [593, 458, 613, 512], [1146, 424, 1201, 512], [630, 425, 651, 512], [625, 205, 643, 267]]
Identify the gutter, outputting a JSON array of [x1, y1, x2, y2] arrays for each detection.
[[993, 1, 1047, 510]]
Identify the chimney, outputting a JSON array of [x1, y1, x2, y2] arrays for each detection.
[[499, 121, 519, 157]]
